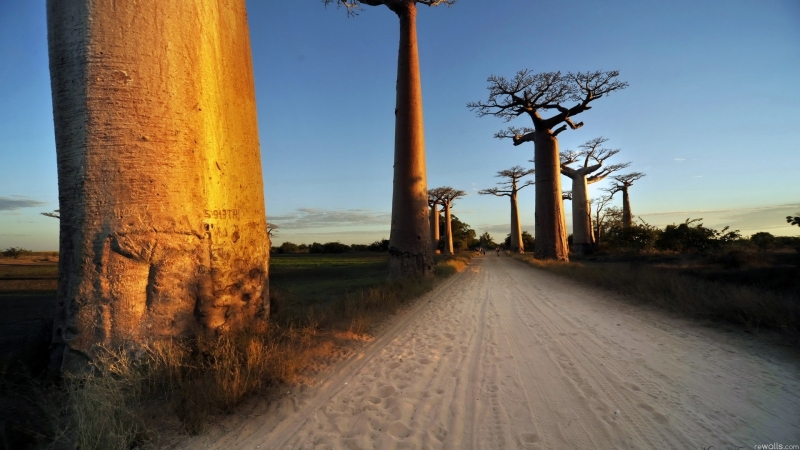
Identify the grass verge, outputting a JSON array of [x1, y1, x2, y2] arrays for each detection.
[[513, 254, 800, 336]]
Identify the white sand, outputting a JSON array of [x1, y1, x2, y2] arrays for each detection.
[[180, 255, 800, 449]]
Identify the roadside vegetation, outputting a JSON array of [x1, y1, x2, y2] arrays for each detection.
[[514, 212, 800, 338], [0, 250, 470, 449]]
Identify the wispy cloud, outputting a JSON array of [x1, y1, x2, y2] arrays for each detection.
[[269, 208, 390, 229], [639, 204, 800, 235], [674, 158, 685, 162], [0, 196, 46, 211]]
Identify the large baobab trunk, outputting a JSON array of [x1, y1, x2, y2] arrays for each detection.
[[571, 177, 593, 254], [47, 0, 269, 372], [534, 133, 569, 261], [443, 202, 454, 256], [429, 203, 440, 254], [509, 193, 523, 253], [388, 2, 434, 278], [621, 187, 633, 228]]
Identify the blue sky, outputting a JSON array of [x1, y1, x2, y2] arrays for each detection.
[[1, 0, 798, 250]]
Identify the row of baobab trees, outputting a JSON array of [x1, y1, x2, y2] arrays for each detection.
[[427, 135, 646, 258], [44, 0, 638, 369]]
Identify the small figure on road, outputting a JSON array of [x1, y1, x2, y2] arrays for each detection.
[[496, 248, 500, 256]]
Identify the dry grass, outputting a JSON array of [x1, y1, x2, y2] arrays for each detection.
[[514, 254, 800, 335], [3, 253, 472, 449]]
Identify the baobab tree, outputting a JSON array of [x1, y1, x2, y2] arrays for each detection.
[[605, 173, 646, 228], [469, 70, 628, 260], [561, 137, 630, 254], [427, 188, 447, 254], [324, 0, 456, 277], [431, 187, 466, 255], [478, 166, 534, 253], [47, 0, 269, 371]]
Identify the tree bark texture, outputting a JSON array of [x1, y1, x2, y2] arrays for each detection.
[[622, 187, 632, 228], [443, 203, 454, 256], [47, 0, 269, 372], [388, 3, 434, 278], [534, 133, 569, 261], [509, 193, 523, 253], [429, 203, 440, 254]]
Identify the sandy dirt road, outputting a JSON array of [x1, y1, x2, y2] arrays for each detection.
[[182, 255, 800, 449]]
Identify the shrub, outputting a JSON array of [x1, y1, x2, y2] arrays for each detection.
[[750, 232, 776, 250], [1, 247, 32, 258], [655, 218, 741, 253], [367, 239, 390, 252], [604, 222, 660, 252], [322, 242, 350, 254], [278, 242, 299, 254]]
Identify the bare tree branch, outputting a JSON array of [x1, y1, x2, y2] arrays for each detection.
[[430, 186, 466, 208], [323, 0, 456, 16], [469, 70, 627, 137]]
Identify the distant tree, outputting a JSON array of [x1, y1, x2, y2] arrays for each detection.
[[427, 188, 447, 254], [478, 232, 497, 249], [278, 241, 298, 254], [41, 209, 60, 219], [1, 247, 32, 259], [504, 231, 535, 250], [322, 242, 350, 253], [267, 223, 279, 237], [561, 137, 629, 254], [656, 218, 741, 253], [478, 166, 534, 253], [430, 186, 466, 255], [750, 232, 776, 250], [787, 214, 800, 227], [470, 69, 627, 261], [324, 0, 457, 278], [368, 239, 390, 252], [439, 214, 476, 251], [604, 172, 645, 229], [591, 194, 615, 244]]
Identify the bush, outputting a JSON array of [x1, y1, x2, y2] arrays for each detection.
[[278, 242, 299, 254], [655, 218, 741, 253], [750, 232, 776, 250], [322, 242, 350, 254], [604, 223, 660, 252], [367, 239, 390, 252], [308, 241, 350, 254], [1, 247, 32, 258]]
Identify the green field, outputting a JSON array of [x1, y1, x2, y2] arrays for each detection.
[[268, 253, 390, 326]]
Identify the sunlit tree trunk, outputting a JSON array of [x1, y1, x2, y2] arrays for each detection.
[[621, 187, 633, 228], [570, 177, 593, 254], [429, 202, 440, 254], [509, 192, 523, 253], [443, 202, 454, 255], [534, 133, 569, 260], [47, 0, 269, 372], [388, 2, 434, 278]]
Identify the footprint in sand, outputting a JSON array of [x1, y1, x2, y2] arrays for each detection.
[[377, 385, 397, 398], [387, 422, 412, 439], [520, 432, 540, 444]]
